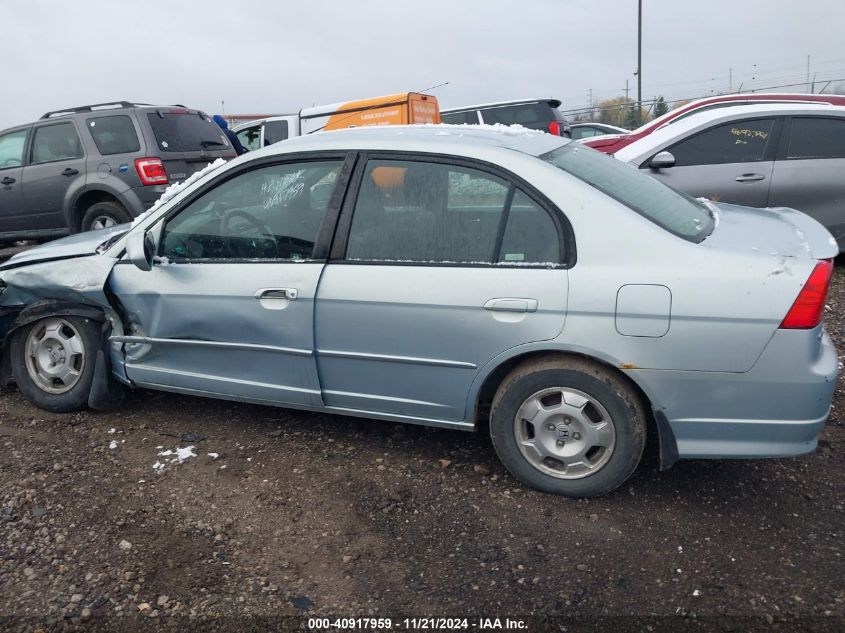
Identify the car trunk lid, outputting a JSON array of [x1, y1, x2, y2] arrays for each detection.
[[703, 201, 838, 260]]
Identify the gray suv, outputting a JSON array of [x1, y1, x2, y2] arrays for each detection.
[[0, 101, 236, 241]]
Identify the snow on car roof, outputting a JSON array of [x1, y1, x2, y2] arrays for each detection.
[[614, 103, 845, 165], [251, 123, 572, 159]]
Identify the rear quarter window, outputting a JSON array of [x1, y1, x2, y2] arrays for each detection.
[[543, 144, 713, 241], [87, 115, 140, 155], [146, 112, 230, 153]]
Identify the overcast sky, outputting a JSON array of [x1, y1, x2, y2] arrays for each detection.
[[2, 0, 844, 129]]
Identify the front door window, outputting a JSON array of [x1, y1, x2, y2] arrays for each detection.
[[161, 160, 342, 261]]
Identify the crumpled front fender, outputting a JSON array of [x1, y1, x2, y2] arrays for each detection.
[[0, 254, 125, 398]]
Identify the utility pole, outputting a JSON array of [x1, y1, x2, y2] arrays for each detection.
[[588, 88, 593, 121], [806, 54, 810, 92], [637, 0, 642, 126], [729, 67, 732, 93], [625, 79, 630, 104]]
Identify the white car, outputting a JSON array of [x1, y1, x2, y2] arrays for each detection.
[[614, 103, 845, 250]]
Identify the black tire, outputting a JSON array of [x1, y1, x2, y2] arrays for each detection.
[[489, 356, 647, 498], [10, 315, 100, 413], [80, 201, 132, 232]]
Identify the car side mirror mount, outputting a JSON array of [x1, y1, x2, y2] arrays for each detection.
[[649, 151, 676, 170], [126, 229, 156, 272]]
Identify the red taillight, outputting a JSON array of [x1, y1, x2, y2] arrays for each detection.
[[134, 158, 169, 186], [548, 121, 561, 135], [780, 259, 834, 329]]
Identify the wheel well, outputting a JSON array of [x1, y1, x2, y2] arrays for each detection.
[[0, 302, 108, 392], [72, 191, 123, 232], [474, 350, 657, 438]]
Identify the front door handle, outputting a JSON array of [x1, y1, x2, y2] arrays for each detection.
[[254, 288, 298, 301], [62, 168, 79, 176], [1, 176, 15, 185], [735, 173, 765, 182], [483, 298, 538, 313]]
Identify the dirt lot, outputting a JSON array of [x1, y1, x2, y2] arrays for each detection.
[[0, 249, 843, 632]]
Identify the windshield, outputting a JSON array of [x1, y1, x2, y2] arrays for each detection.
[[146, 112, 230, 153], [542, 144, 714, 241]]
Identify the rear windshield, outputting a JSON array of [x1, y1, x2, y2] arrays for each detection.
[[146, 112, 230, 153], [481, 102, 557, 125], [542, 144, 714, 241]]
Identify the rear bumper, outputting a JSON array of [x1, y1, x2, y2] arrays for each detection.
[[124, 185, 168, 216], [633, 326, 838, 459]]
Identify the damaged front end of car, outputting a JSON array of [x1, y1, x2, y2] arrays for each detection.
[[0, 238, 129, 410]]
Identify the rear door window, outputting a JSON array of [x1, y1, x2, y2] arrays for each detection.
[[0, 129, 28, 169], [31, 123, 84, 164], [146, 111, 229, 152], [346, 158, 561, 264], [786, 117, 845, 159], [86, 115, 140, 155], [667, 118, 776, 166]]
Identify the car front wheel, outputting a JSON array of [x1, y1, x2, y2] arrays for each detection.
[[490, 357, 646, 498], [10, 316, 100, 412]]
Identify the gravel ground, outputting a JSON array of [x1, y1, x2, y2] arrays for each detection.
[[0, 252, 843, 632]]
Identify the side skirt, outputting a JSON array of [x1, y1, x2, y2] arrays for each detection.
[[129, 381, 476, 432]]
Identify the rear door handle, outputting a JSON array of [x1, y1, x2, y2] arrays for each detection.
[[1, 177, 15, 185], [62, 168, 79, 176], [254, 288, 298, 300], [483, 298, 538, 313], [735, 173, 765, 182]]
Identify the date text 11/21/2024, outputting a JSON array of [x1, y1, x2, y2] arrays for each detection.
[[307, 618, 528, 630]]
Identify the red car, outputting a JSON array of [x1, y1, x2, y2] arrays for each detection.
[[582, 92, 845, 154]]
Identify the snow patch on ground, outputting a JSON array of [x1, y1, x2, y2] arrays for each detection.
[[152, 445, 198, 472]]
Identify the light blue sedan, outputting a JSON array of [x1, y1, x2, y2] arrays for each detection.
[[0, 125, 838, 497]]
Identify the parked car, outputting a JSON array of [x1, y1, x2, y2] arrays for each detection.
[[233, 92, 441, 151], [614, 103, 845, 251], [440, 98, 569, 136], [569, 122, 628, 139], [0, 126, 837, 497], [0, 101, 236, 242], [582, 92, 845, 154]]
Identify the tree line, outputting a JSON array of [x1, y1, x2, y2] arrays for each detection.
[[573, 96, 675, 129]]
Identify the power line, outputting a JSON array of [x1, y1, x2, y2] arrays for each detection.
[[559, 75, 845, 118]]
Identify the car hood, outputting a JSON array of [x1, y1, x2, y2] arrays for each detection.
[[704, 201, 838, 260], [0, 225, 129, 270]]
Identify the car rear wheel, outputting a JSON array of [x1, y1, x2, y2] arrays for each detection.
[[10, 316, 100, 412], [490, 357, 646, 497], [81, 201, 132, 232]]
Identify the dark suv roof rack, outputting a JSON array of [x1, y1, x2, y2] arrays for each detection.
[[40, 101, 152, 119]]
